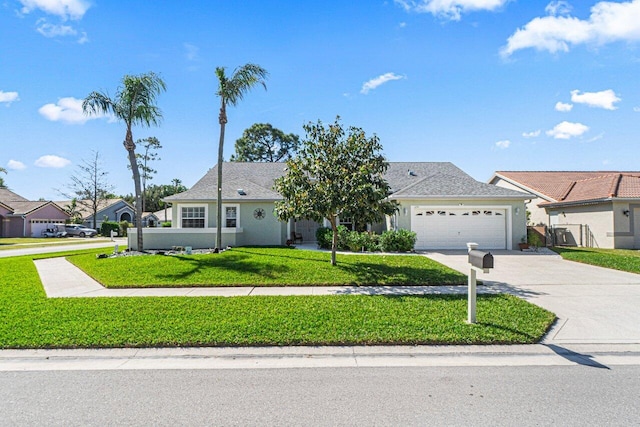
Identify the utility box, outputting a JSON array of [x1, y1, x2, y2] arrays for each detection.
[[468, 250, 494, 271]]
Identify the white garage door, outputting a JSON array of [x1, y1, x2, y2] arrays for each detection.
[[412, 208, 507, 250]]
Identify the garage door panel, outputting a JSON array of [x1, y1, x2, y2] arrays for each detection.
[[413, 208, 506, 250]]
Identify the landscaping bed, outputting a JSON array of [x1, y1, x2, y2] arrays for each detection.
[[68, 246, 469, 288], [0, 251, 556, 348]]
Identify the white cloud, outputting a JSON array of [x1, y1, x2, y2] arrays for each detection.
[[546, 121, 589, 139], [7, 160, 26, 170], [0, 90, 19, 105], [495, 140, 511, 149], [570, 89, 620, 110], [502, 0, 640, 57], [522, 130, 541, 138], [184, 43, 199, 61], [360, 72, 405, 94], [36, 20, 76, 37], [545, 1, 572, 16], [38, 96, 109, 124], [555, 101, 573, 112], [394, 0, 509, 21], [19, 0, 90, 20], [634, 106, 640, 112], [34, 155, 71, 168]]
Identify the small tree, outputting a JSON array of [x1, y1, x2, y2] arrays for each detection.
[[130, 136, 162, 212], [0, 167, 7, 189], [230, 123, 299, 162], [58, 151, 115, 229], [274, 117, 398, 265]]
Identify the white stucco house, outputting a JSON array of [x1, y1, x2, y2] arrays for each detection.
[[129, 162, 529, 251]]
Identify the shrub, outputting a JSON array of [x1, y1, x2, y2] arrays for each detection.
[[161, 221, 172, 228], [315, 225, 351, 250], [380, 229, 417, 252], [119, 221, 133, 237], [100, 221, 120, 237]]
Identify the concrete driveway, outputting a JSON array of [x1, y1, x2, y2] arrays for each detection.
[[424, 249, 640, 345]]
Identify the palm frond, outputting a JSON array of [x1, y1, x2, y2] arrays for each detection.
[[217, 63, 268, 106]]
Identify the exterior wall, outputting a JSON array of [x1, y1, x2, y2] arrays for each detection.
[[27, 205, 70, 237], [0, 206, 10, 237], [128, 228, 238, 250], [85, 202, 135, 229], [611, 201, 640, 249], [547, 203, 614, 248], [491, 178, 547, 226], [394, 198, 526, 250], [5, 216, 26, 237]]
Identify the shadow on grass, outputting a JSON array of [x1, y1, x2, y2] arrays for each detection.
[[335, 261, 466, 286]]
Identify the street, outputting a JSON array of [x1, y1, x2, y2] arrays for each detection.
[[2, 365, 638, 426]]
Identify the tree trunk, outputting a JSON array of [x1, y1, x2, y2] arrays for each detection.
[[330, 217, 337, 266], [124, 129, 143, 251], [216, 101, 227, 251]]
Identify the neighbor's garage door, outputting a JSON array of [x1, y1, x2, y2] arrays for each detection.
[[412, 208, 506, 250]]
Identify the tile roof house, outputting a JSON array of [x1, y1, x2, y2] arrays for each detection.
[[130, 162, 529, 251], [0, 188, 70, 238], [489, 171, 640, 249]]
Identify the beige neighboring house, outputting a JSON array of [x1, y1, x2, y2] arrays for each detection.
[[489, 171, 640, 249]]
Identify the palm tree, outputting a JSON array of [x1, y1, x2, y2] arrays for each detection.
[[214, 64, 268, 251], [0, 167, 7, 189], [82, 72, 166, 251]]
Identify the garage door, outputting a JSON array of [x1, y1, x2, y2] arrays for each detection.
[[412, 208, 506, 250]]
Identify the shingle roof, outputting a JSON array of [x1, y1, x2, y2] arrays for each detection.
[[495, 171, 640, 205], [165, 162, 528, 202], [5, 200, 56, 215], [0, 188, 29, 204], [54, 198, 131, 218]]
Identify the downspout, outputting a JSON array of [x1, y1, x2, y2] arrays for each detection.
[[22, 214, 27, 237]]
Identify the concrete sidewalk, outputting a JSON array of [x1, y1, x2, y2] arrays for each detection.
[[0, 238, 127, 258]]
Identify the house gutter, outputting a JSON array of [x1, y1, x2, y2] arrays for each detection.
[[541, 198, 612, 209]]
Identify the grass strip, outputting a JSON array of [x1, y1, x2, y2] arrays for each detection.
[[67, 246, 468, 288], [0, 254, 555, 348], [552, 246, 640, 274]]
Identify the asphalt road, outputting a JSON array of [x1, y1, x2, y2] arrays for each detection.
[[2, 365, 639, 426]]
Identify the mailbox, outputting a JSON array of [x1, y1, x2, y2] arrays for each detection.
[[468, 250, 493, 270]]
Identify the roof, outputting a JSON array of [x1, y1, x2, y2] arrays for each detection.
[[493, 171, 640, 206], [54, 198, 132, 219], [0, 188, 29, 204], [153, 208, 172, 222], [165, 162, 528, 202]]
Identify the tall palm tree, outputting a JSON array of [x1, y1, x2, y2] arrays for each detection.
[[82, 72, 166, 251], [214, 64, 268, 250]]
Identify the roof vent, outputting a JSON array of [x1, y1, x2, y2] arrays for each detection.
[[408, 170, 417, 176], [237, 189, 246, 196]]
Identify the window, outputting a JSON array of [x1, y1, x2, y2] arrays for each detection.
[[225, 206, 237, 228], [181, 207, 205, 228]]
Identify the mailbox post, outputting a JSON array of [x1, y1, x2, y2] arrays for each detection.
[[466, 243, 494, 324]]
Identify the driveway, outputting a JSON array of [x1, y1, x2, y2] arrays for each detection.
[[424, 249, 640, 344]]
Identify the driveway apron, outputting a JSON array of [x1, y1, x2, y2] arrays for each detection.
[[423, 249, 640, 344]]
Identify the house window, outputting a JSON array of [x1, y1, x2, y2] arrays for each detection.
[[181, 207, 205, 228], [339, 216, 353, 230], [225, 206, 237, 228]]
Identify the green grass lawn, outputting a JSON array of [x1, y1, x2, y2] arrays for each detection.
[[552, 246, 640, 274], [0, 250, 556, 348], [68, 246, 469, 288]]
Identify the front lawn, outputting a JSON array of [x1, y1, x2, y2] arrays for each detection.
[[552, 246, 640, 274], [0, 237, 110, 251], [0, 251, 556, 348], [68, 246, 468, 287]]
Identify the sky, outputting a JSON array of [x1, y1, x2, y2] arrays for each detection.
[[1, 0, 640, 201]]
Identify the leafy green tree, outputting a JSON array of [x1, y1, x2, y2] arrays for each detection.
[[230, 123, 299, 162], [214, 63, 268, 250], [83, 72, 166, 251], [58, 151, 115, 229], [0, 167, 6, 189], [63, 198, 84, 224], [274, 117, 398, 265]]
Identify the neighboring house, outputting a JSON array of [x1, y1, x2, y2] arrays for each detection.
[[130, 162, 528, 251], [489, 171, 640, 249], [153, 208, 172, 226], [55, 198, 136, 230], [142, 212, 159, 228], [0, 188, 70, 237]]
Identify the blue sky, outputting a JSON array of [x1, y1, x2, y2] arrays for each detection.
[[2, 0, 640, 201]]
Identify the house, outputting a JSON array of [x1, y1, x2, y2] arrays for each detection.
[[152, 207, 172, 226], [489, 171, 640, 249], [55, 198, 135, 230], [130, 162, 528, 251], [0, 188, 70, 237]]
